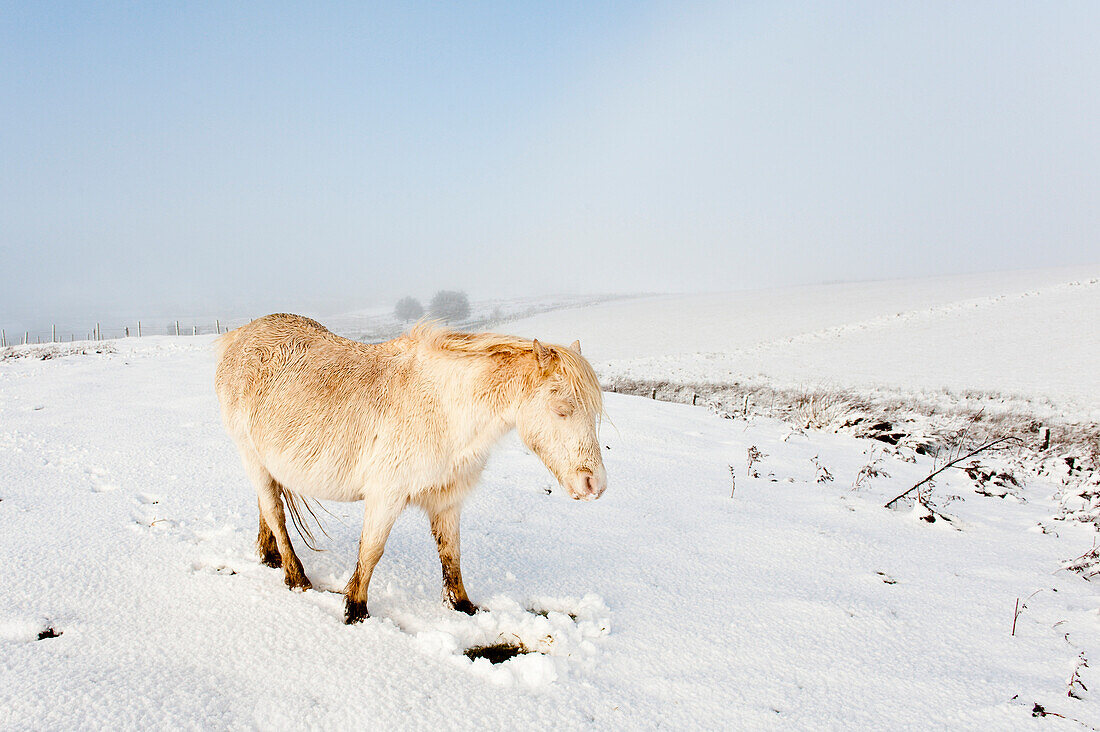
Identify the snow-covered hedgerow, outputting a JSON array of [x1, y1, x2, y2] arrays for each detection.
[[606, 375, 1100, 529], [0, 342, 115, 361]]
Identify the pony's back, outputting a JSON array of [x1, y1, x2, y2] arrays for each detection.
[[215, 313, 420, 503]]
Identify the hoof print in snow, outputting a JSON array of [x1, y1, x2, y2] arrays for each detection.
[[37, 626, 62, 640], [876, 572, 897, 584], [192, 561, 240, 577], [464, 640, 532, 664]]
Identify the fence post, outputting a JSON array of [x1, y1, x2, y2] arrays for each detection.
[[24, 331, 29, 345], [125, 327, 129, 337], [52, 324, 56, 342], [192, 325, 196, 336], [137, 320, 141, 337], [175, 321, 180, 336], [216, 319, 220, 334], [1, 329, 5, 347]]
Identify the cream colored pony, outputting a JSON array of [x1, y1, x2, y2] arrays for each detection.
[[214, 314, 606, 623]]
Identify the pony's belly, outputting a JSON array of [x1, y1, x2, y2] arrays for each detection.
[[262, 452, 365, 502]]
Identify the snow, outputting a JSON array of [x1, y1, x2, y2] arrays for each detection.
[[2, 327, 1098, 728], [505, 268, 1100, 418]]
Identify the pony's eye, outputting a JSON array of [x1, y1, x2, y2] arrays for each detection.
[[552, 402, 573, 418]]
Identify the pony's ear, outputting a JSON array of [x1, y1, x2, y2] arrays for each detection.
[[569, 339, 581, 355], [532, 339, 553, 371]]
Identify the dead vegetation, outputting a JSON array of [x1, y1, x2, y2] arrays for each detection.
[[1062, 544, 1100, 581], [884, 435, 1022, 514], [963, 461, 1021, 498], [746, 446, 767, 478], [853, 451, 890, 491]]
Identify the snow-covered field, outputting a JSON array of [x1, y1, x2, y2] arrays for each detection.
[[507, 268, 1100, 419], [2, 270, 1099, 729]]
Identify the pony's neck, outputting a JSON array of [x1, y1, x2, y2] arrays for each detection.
[[432, 349, 536, 461]]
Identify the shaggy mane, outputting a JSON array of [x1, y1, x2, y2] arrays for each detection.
[[406, 322, 603, 415]]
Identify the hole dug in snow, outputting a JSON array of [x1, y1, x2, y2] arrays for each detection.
[[463, 639, 534, 664], [37, 626, 62, 640]]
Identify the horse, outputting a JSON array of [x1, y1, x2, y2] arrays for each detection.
[[214, 314, 606, 624]]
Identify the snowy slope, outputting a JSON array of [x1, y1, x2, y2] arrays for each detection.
[[2, 337, 1098, 729], [505, 269, 1100, 418]]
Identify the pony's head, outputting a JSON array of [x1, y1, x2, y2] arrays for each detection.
[[515, 339, 607, 501]]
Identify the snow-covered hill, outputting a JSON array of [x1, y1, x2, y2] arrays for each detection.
[[2, 329, 1098, 728], [506, 268, 1100, 419]]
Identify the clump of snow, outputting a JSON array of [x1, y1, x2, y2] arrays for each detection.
[[396, 593, 609, 689]]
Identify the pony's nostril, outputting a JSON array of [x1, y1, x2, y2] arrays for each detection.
[[570, 471, 604, 499]]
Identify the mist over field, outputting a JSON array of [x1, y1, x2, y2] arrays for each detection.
[[2, 1, 1098, 335]]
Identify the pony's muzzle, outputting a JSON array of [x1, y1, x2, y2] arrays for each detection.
[[567, 468, 607, 501]]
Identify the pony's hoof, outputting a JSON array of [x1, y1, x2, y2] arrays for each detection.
[[451, 599, 479, 616], [344, 600, 369, 624], [284, 573, 312, 592], [259, 550, 282, 569]]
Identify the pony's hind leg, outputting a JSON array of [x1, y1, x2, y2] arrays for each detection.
[[344, 497, 404, 624], [240, 450, 311, 590], [428, 501, 476, 615], [257, 505, 281, 568]]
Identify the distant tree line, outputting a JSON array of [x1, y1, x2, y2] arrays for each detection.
[[394, 290, 470, 323]]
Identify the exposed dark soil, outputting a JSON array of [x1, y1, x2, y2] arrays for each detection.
[[463, 641, 531, 664]]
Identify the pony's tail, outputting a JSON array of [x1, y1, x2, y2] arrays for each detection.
[[281, 488, 332, 552]]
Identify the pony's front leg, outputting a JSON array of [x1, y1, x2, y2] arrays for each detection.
[[344, 497, 404, 624], [429, 501, 476, 615]]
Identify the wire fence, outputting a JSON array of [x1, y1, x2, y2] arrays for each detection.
[[0, 318, 255, 348], [1, 295, 637, 348]]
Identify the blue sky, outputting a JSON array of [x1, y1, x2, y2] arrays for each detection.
[[2, 1, 1097, 327]]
